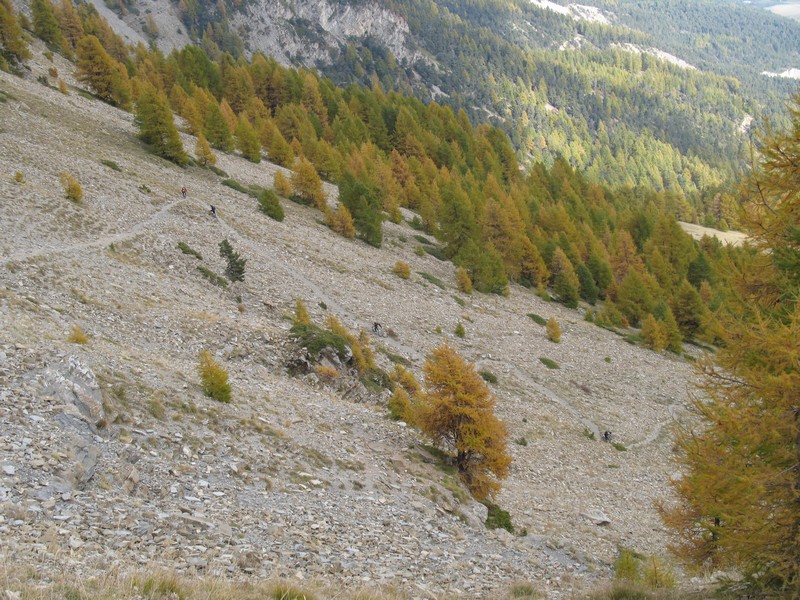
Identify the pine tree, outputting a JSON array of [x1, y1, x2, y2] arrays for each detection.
[[455, 266, 473, 294], [0, 0, 30, 71], [416, 343, 511, 500], [235, 112, 261, 162], [55, 0, 82, 51], [653, 301, 683, 354], [640, 314, 667, 351], [616, 270, 656, 327], [194, 132, 216, 167], [291, 157, 326, 209], [293, 298, 311, 325], [75, 35, 132, 109], [219, 238, 246, 282], [660, 93, 800, 594], [325, 204, 355, 238], [670, 279, 705, 339], [135, 83, 188, 166], [337, 171, 382, 247], [576, 262, 599, 305], [268, 127, 294, 167], [273, 170, 292, 197], [204, 101, 234, 152], [551, 247, 580, 309], [31, 0, 63, 49]]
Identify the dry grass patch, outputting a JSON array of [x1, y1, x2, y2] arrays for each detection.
[[67, 324, 88, 344]]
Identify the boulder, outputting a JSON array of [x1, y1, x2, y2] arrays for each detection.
[[43, 356, 105, 427]]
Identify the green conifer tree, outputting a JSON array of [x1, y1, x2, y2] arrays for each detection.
[[337, 171, 383, 247], [0, 0, 29, 71], [219, 238, 246, 282], [135, 83, 188, 166], [550, 248, 580, 309], [75, 35, 131, 109], [670, 279, 705, 339], [204, 101, 234, 152], [31, 0, 63, 49], [235, 113, 261, 163], [576, 263, 599, 305]]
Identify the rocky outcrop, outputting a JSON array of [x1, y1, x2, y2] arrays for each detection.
[[230, 0, 426, 67]]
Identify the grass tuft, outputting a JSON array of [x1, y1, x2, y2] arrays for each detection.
[[68, 324, 88, 344]]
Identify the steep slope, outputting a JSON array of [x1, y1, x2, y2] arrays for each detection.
[[1, 43, 699, 598]]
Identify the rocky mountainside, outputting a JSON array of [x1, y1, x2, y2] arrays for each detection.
[[0, 43, 701, 598]]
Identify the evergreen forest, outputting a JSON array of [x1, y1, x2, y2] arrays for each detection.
[[157, 0, 800, 227]]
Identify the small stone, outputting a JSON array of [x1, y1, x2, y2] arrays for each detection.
[[1, 466, 14, 476]]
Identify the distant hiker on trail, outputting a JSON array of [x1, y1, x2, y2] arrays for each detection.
[[181, 187, 187, 198], [209, 205, 217, 217], [603, 430, 612, 443], [372, 322, 384, 337]]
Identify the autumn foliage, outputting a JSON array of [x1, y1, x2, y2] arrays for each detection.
[[661, 94, 800, 595], [416, 344, 510, 500]]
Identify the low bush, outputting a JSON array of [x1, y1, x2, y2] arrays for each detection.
[[392, 260, 411, 279], [290, 323, 350, 362], [197, 266, 228, 288], [100, 159, 121, 171], [539, 357, 559, 369], [417, 271, 445, 289], [258, 189, 285, 221], [527, 313, 547, 326], [222, 178, 248, 195], [423, 245, 447, 261], [479, 370, 498, 384], [177, 241, 202, 259], [454, 322, 465, 338], [59, 171, 83, 204], [484, 501, 514, 533], [315, 365, 339, 381], [67, 325, 88, 344], [197, 350, 231, 403]]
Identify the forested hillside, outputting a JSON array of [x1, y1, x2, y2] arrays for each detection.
[[4, 0, 799, 595], [0, 0, 745, 351], [118, 0, 800, 225]]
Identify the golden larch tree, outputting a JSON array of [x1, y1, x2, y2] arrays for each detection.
[[416, 343, 510, 500], [661, 93, 800, 595]]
